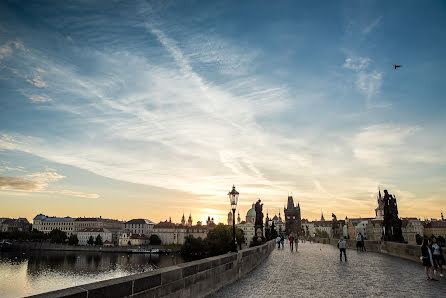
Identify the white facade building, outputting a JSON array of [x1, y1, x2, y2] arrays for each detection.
[[124, 219, 155, 236], [33, 214, 75, 236], [77, 228, 112, 245]]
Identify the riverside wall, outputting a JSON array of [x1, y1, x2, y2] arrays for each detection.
[[28, 240, 276, 298], [315, 238, 421, 262], [11, 241, 176, 253]]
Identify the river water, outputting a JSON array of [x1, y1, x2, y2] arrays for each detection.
[[0, 250, 184, 297]]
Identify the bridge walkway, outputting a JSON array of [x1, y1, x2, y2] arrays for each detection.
[[210, 241, 445, 297]]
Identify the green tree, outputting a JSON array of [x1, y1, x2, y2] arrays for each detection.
[[181, 235, 206, 261], [149, 234, 161, 245], [48, 229, 67, 244], [236, 228, 245, 250], [204, 224, 233, 256], [315, 228, 329, 239], [95, 234, 103, 246], [87, 235, 94, 245], [68, 234, 79, 245]]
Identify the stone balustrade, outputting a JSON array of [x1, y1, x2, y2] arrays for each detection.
[[315, 238, 421, 262], [28, 240, 276, 298]]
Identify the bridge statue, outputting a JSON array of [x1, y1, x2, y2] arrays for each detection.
[[332, 213, 341, 239], [253, 199, 265, 245], [382, 189, 404, 242]]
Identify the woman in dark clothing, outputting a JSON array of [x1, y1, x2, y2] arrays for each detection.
[[421, 238, 437, 280]]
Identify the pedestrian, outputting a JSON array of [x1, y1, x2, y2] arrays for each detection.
[[360, 233, 366, 252], [421, 238, 437, 280], [356, 233, 361, 251], [280, 235, 285, 249], [431, 237, 444, 278], [337, 237, 347, 262], [289, 234, 294, 251], [276, 236, 281, 249]]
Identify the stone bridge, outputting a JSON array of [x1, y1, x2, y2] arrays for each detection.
[[211, 241, 445, 298], [30, 240, 445, 298]]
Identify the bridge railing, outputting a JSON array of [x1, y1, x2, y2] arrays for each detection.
[[314, 238, 421, 262], [29, 240, 276, 298]]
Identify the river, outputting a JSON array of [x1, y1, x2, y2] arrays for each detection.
[[0, 250, 184, 297]]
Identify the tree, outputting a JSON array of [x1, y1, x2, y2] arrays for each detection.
[[204, 224, 233, 256], [181, 235, 206, 261], [236, 228, 245, 250], [87, 235, 94, 245], [68, 234, 79, 245], [95, 234, 103, 246], [149, 234, 161, 245], [48, 229, 67, 244], [315, 228, 329, 239]]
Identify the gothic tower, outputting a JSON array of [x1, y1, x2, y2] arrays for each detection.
[[187, 214, 193, 227], [181, 213, 186, 225], [227, 210, 233, 225], [284, 195, 301, 236]]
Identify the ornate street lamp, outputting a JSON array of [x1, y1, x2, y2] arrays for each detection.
[[228, 185, 239, 252]]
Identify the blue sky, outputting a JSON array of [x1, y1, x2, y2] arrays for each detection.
[[1, 0, 445, 223]]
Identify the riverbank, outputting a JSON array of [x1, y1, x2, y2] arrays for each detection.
[[10, 241, 181, 254]]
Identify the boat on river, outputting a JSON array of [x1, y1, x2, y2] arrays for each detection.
[[129, 248, 160, 254]]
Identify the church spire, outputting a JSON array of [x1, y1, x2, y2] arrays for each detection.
[[321, 210, 325, 221]]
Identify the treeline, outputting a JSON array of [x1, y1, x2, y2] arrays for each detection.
[[1, 229, 78, 245], [180, 224, 245, 261]]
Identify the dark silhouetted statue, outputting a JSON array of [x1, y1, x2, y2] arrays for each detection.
[[382, 189, 404, 242]]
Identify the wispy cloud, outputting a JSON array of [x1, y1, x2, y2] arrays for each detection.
[[363, 16, 383, 35], [26, 75, 47, 88], [343, 56, 384, 101], [0, 176, 39, 191], [343, 57, 371, 71], [28, 94, 52, 103], [0, 40, 25, 59]]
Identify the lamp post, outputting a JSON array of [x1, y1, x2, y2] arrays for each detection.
[[228, 185, 239, 252]]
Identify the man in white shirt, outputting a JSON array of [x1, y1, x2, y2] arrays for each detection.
[[337, 238, 347, 262]]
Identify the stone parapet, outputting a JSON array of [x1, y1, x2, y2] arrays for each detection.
[[314, 238, 421, 262], [28, 240, 276, 298]]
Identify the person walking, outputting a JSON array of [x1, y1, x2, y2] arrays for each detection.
[[280, 235, 285, 249], [356, 233, 362, 251], [338, 238, 347, 262], [360, 233, 366, 252], [431, 237, 444, 278], [289, 235, 294, 251], [421, 238, 437, 280], [276, 236, 281, 249]]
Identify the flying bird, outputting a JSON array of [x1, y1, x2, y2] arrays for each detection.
[[392, 64, 402, 69]]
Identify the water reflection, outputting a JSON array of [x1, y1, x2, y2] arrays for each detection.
[[0, 251, 183, 297]]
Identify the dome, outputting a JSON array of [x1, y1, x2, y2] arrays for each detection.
[[246, 207, 256, 217]]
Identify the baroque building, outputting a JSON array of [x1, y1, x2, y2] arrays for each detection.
[[284, 195, 301, 236]]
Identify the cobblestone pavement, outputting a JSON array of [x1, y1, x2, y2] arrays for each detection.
[[210, 242, 446, 298]]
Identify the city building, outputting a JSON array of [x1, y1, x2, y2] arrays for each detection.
[[402, 218, 423, 244], [271, 212, 285, 235], [284, 195, 301, 236], [123, 219, 155, 236], [236, 205, 256, 248], [75, 217, 124, 245], [301, 219, 315, 238], [77, 227, 113, 245], [423, 220, 446, 239], [227, 211, 233, 225], [0, 217, 31, 232], [151, 217, 209, 245], [118, 231, 150, 246], [33, 214, 75, 236]]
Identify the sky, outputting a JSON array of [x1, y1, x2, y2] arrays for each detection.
[[1, 0, 445, 224]]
